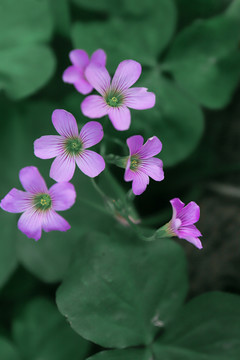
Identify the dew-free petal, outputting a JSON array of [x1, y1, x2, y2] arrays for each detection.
[[52, 109, 79, 138], [108, 106, 131, 131], [34, 135, 64, 159], [18, 209, 43, 241], [42, 210, 71, 232], [0, 188, 31, 213], [49, 182, 76, 211], [80, 121, 104, 148], [141, 158, 164, 181], [81, 95, 109, 118], [178, 224, 202, 239], [111, 60, 142, 91], [19, 167, 48, 194], [69, 49, 89, 69], [126, 135, 144, 155], [124, 168, 135, 182], [74, 77, 93, 95], [170, 198, 185, 218], [76, 150, 105, 178], [132, 172, 149, 195], [183, 236, 203, 249], [91, 49, 107, 67], [138, 136, 162, 159], [62, 66, 83, 84], [179, 201, 200, 226], [50, 154, 76, 182], [124, 87, 156, 109], [85, 64, 111, 96]]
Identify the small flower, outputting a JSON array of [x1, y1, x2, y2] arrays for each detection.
[[63, 49, 106, 95], [34, 109, 105, 182], [0, 167, 76, 241], [124, 135, 164, 195], [81, 60, 156, 131], [168, 198, 203, 249]]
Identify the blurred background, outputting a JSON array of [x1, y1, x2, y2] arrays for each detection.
[[0, 0, 240, 357]]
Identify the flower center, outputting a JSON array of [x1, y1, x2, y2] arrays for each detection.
[[65, 137, 82, 155], [130, 156, 140, 171], [34, 194, 52, 211], [105, 91, 123, 107]]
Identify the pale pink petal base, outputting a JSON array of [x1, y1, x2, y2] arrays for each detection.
[[42, 210, 70, 232], [19, 167, 48, 194], [49, 182, 76, 211], [76, 150, 105, 178], [108, 106, 131, 131], [52, 109, 79, 137], [18, 209, 43, 241], [34, 135, 63, 159], [50, 154, 76, 182], [0, 189, 31, 213], [81, 95, 109, 119], [80, 121, 104, 148]]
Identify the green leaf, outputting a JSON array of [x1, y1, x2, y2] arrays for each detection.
[[132, 72, 204, 166], [72, 0, 176, 72], [0, 45, 56, 99], [164, 6, 240, 109], [0, 0, 55, 99], [0, 337, 20, 360], [12, 297, 91, 360], [56, 231, 188, 348], [153, 292, 240, 359], [0, 212, 18, 289], [87, 349, 152, 360], [174, 0, 231, 28], [49, 0, 71, 37]]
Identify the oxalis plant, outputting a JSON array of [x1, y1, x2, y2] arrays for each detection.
[[1, 26, 240, 360]]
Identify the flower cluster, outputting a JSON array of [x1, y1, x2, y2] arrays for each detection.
[[0, 48, 202, 248]]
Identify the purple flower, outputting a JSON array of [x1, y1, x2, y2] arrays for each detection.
[[81, 60, 156, 131], [124, 135, 164, 195], [34, 109, 105, 182], [63, 49, 106, 95], [169, 198, 203, 249], [0, 167, 76, 241]]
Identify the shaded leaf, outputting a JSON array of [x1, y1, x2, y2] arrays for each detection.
[[87, 348, 152, 360], [12, 297, 91, 360], [0, 337, 20, 360], [56, 231, 188, 348]]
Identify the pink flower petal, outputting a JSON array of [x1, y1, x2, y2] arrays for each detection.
[[49, 182, 76, 211], [178, 201, 200, 226], [81, 95, 109, 119], [108, 106, 131, 131], [124, 167, 135, 182], [34, 135, 64, 159], [62, 66, 83, 84], [181, 235, 203, 250], [132, 172, 149, 195], [18, 209, 43, 241], [170, 198, 185, 216], [178, 224, 202, 238], [111, 60, 142, 92], [124, 87, 156, 109], [85, 64, 111, 96], [69, 49, 89, 69], [76, 150, 105, 178], [74, 78, 93, 95], [52, 109, 79, 138], [19, 167, 48, 194], [138, 136, 162, 159], [140, 158, 164, 181], [50, 154, 76, 182], [80, 121, 103, 149], [126, 135, 144, 155], [91, 49, 107, 67], [42, 210, 71, 232], [0, 188, 32, 213]]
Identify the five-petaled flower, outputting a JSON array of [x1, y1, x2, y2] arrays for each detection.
[[0, 166, 76, 241], [124, 135, 164, 195], [63, 49, 106, 94], [168, 198, 203, 249], [34, 109, 105, 182], [81, 59, 156, 131]]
